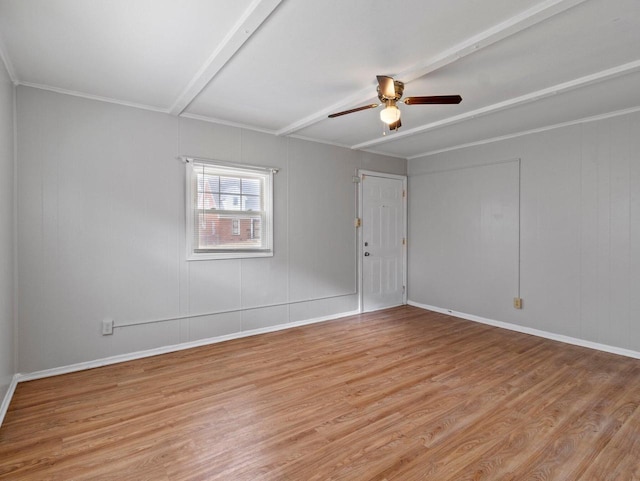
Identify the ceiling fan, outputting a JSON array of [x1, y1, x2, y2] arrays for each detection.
[[328, 75, 462, 131]]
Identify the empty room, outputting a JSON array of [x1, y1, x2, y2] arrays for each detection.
[[1, 0, 640, 479]]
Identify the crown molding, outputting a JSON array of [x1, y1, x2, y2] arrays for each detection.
[[287, 133, 406, 160], [179, 112, 277, 135], [18, 82, 169, 113], [0, 33, 17, 84]]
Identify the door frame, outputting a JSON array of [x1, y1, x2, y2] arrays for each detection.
[[357, 170, 408, 313]]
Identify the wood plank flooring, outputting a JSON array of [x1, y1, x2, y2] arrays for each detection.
[[2, 306, 640, 480]]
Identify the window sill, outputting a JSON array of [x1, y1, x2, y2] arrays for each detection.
[[187, 250, 274, 261]]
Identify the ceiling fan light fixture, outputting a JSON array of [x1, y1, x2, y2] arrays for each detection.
[[380, 104, 400, 125], [327, 76, 461, 132]]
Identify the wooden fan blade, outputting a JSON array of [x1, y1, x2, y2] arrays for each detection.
[[404, 95, 462, 105], [328, 103, 378, 118], [389, 118, 402, 131], [377, 75, 396, 99]]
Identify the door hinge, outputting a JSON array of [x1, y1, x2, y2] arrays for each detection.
[[355, 218, 361, 228], [402, 238, 406, 245], [402, 189, 406, 198]]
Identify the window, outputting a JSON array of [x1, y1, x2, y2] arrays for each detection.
[[186, 159, 274, 260]]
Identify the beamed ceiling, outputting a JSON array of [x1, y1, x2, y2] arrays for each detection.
[[0, 0, 638, 159]]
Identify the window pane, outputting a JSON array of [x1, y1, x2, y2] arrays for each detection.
[[250, 217, 261, 240], [197, 173, 220, 209], [198, 213, 218, 248], [207, 175, 220, 193], [197, 192, 219, 209], [220, 176, 241, 194], [196, 215, 264, 249], [242, 195, 261, 211], [220, 194, 241, 210], [197, 174, 219, 193], [241, 178, 261, 196], [196, 173, 205, 192]]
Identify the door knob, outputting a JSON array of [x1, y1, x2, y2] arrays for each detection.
[[364, 252, 370, 256]]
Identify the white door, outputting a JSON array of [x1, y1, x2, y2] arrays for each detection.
[[361, 173, 406, 312]]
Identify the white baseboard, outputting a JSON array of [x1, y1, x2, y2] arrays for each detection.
[[16, 308, 361, 383], [0, 374, 20, 428], [408, 300, 640, 360]]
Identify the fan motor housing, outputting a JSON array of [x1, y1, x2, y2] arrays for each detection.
[[377, 80, 404, 102]]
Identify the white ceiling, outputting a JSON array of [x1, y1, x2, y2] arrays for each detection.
[[0, 0, 639, 159]]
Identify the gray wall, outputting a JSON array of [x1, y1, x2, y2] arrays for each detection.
[[408, 111, 640, 352], [16, 86, 405, 373], [409, 159, 520, 322], [0, 61, 15, 400]]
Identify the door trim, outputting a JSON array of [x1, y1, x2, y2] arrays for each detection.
[[357, 170, 408, 313]]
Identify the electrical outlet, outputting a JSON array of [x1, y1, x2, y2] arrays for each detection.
[[513, 297, 523, 309], [102, 318, 114, 335]]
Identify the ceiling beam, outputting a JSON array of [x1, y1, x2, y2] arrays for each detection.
[[169, 0, 282, 116], [408, 104, 640, 160], [275, 0, 588, 137], [352, 59, 640, 151]]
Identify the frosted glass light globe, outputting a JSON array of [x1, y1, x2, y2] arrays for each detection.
[[380, 105, 400, 124]]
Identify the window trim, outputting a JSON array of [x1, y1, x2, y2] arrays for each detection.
[[185, 158, 275, 260]]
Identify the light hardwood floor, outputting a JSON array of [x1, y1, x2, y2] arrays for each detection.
[[1, 306, 640, 480]]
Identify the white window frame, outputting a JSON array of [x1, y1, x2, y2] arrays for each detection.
[[185, 158, 275, 260]]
